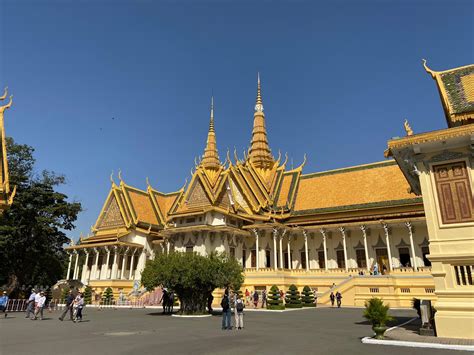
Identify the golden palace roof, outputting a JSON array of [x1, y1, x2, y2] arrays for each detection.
[[423, 60, 474, 127], [0, 87, 15, 213]]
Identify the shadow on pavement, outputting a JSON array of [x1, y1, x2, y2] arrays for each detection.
[[354, 316, 413, 327]]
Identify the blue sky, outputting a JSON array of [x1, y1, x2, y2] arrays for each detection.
[[1, 0, 472, 239]]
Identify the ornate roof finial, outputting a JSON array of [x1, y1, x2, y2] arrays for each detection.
[[422, 59, 436, 78], [0, 95, 13, 114], [110, 171, 115, 185], [0, 87, 8, 101], [255, 72, 264, 113], [404, 119, 414, 136], [118, 169, 123, 184], [201, 96, 221, 169], [146, 177, 151, 189]]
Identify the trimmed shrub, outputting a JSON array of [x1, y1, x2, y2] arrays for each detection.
[[83, 286, 92, 305], [267, 285, 285, 310], [301, 286, 315, 307], [285, 284, 302, 308], [102, 287, 114, 304]]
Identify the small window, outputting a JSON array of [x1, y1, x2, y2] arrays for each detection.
[[284, 252, 290, 269], [186, 246, 193, 253], [185, 218, 196, 224], [242, 249, 247, 268], [318, 251, 325, 269], [356, 249, 367, 268], [336, 250, 345, 269], [265, 250, 271, 268], [421, 246, 431, 266], [251, 250, 256, 268], [300, 251, 306, 269], [398, 247, 411, 267]]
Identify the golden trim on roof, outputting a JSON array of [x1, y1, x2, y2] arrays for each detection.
[[0, 88, 14, 212], [423, 59, 474, 127]]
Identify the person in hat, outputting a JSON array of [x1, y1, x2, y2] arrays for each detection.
[[59, 290, 75, 321], [25, 289, 37, 318], [32, 291, 46, 320], [0, 291, 9, 318]]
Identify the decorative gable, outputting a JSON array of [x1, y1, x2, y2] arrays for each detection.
[[97, 195, 125, 229], [186, 179, 212, 207]]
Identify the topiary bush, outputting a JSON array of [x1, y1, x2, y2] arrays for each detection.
[[301, 286, 315, 307], [267, 285, 285, 310], [83, 286, 92, 305], [102, 287, 114, 304], [363, 297, 393, 339], [285, 284, 302, 308]]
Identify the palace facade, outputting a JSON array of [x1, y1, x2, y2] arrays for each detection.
[[0, 88, 15, 213], [387, 61, 473, 339], [66, 71, 450, 308]]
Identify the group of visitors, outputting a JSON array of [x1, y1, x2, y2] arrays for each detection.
[[243, 288, 267, 308], [26, 289, 47, 320], [329, 291, 343, 308], [221, 288, 245, 330], [160, 287, 175, 314], [58, 290, 85, 322]]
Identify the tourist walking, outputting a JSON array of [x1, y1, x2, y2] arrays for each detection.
[[168, 291, 175, 314], [221, 288, 232, 330], [160, 288, 169, 314], [32, 291, 46, 320], [253, 290, 259, 308], [329, 292, 335, 307], [73, 293, 84, 322], [245, 289, 250, 306], [25, 289, 36, 318], [0, 291, 9, 318], [59, 290, 75, 321], [207, 292, 214, 314], [336, 291, 342, 308], [234, 295, 244, 330], [261, 289, 267, 308]]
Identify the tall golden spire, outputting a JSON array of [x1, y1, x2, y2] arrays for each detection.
[[249, 73, 274, 169], [201, 96, 221, 170]]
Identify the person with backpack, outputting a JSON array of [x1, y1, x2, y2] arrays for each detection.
[[261, 289, 267, 308], [221, 288, 232, 330], [234, 294, 245, 330], [329, 292, 335, 307], [336, 291, 342, 308]]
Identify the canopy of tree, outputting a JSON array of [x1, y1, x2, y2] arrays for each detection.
[[141, 252, 243, 315], [0, 138, 82, 297]]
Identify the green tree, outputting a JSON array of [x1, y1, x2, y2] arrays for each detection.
[[0, 138, 82, 297], [285, 284, 302, 308], [267, 285, 285, 310], [102, 287, 114, 304], [83, 286, 92, 305], [301, 286, 315, 307], [141, 252, 243, 315], [60, 287, 70, 303]]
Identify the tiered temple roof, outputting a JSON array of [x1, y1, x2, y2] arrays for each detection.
[[75, 72, 431, 246]]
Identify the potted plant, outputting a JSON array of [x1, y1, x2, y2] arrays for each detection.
[[363, 297, 393, 339]]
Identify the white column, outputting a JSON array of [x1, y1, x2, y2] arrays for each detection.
[[93, 248, 100, 280], [382, 223, 393, 271], [287, 235, 292, 270], [73, 251, 79, 279], [272, 228, 278, 271], [253, 229, 260, 271], [129, 249, 136, 280], [81, 250, 90, 283], [303, 230, 309, 271], [360, 225, 370, 272], [66, 253, 72, 280], [120, 248, 129, 279], [320, 229, 328, 271], [279, 230, 285, 269], [135, 249, 147, 280], [105, 247, 111, 279], [111, 246, 119, 279], [405, 222, 418, 271], [340, 227, 348, 271], [166, 240, 170, 254]]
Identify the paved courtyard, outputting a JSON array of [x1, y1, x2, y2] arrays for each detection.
[[0, 307, 459, 355]]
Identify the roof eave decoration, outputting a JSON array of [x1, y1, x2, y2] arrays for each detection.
[[423, 59, 474, 127], [0, 87, 14, 211]]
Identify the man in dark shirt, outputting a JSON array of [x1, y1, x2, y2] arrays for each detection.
[[59, 290, 75, 321]]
